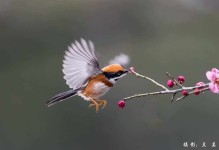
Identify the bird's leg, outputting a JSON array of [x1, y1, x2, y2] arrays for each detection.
[[88, 99, 99, 112], [97, 99, 107, 109]]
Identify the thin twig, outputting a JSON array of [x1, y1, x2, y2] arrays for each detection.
[[171, 93, 177, 102], [176, 87, 210, 101], [131, 70, 169, 91], [124, 91, 169, 101]]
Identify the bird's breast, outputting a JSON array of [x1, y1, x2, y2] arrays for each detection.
[[80, 74, 113, 100]]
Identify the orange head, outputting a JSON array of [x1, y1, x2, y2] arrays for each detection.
[[102, 64, 128, 83], [102, 64, 126, 73]]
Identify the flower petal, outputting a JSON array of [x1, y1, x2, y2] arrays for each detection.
[[213, 85, 219, 93], [215, 84, 219, 94], [209, 83, 219, 94], [216, 73, 219, 79], [209, 82, 215, 93], [212, 73, 217, 81], [212, 68, 219, 73], [206, 71, 213, 81]]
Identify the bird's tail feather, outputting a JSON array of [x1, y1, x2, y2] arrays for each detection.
[[47, 89, 78, 107]]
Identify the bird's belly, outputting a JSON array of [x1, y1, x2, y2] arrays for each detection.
[[79, 82, 111, 100]]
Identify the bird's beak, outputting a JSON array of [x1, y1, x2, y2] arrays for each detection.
[[124, 70, 129, 74]]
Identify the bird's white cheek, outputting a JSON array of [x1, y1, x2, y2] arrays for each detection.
[[109, 73, 127, 84], [109, 78, 117, 84]]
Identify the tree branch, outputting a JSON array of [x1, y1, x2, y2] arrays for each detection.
[[124, 69, 210, 102]]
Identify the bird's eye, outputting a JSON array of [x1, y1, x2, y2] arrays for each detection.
[[117, 71, 123, 76]]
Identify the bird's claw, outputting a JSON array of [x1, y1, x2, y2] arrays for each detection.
[[88, 99, 107, 112], [89, 100, 99, 113], [97, 100, 107, 109]]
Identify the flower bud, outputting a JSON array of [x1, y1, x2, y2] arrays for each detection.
[[178, 76, 185, 84], [196, 82, 205, 88], [182, 90, 189, 96], [194, 89, 200, 95], [167, 80, 174, 88], [129, 67, 135, 73], [194, 82, 205, 95], [118, 100, 125, 109]]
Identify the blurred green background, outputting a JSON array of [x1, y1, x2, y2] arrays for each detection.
[[1, 0, 219, 149]]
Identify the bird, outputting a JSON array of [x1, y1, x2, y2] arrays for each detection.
[[47, 39, 130, 112]]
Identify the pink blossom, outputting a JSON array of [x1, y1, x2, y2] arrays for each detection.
[[206, 68, 219, 94]]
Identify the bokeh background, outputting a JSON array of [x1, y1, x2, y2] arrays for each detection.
[[1, 0, 219, 149]]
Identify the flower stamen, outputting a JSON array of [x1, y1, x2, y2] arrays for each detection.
[[215, 78, 219, 84]]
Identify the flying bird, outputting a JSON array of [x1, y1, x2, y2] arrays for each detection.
[[47, 39, 130, 112]]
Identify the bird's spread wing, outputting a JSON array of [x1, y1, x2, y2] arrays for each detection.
[[62, 39, 102, 89], [108, 53, 130, 67]]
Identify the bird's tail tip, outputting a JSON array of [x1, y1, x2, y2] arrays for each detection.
[[46, 90, 77, 107]]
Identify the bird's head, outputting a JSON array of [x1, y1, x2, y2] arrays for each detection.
[[102, 64, 129, 84]]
